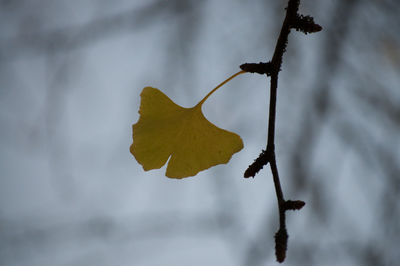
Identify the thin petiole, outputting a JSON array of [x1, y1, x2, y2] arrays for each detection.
[[197, 70, 246, 107]]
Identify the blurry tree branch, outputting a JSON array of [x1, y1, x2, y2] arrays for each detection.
[[0, 0, 199, 61]]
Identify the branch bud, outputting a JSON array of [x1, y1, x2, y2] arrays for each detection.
[[275, 228, 288, 263], [284, 200, 306, 210], [291, 14, 322, 34], [244, 149, 269, 178], [240, 62, 273, 76]]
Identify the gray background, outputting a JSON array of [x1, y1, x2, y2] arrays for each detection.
[[1, 0, 399, 265]]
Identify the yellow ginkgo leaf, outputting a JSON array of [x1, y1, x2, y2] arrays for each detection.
[[130, 71, 245, 178]]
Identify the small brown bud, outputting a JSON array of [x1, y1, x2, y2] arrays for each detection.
[[244, 149, 269, 178], [240, 62, 273, 76], [291, 14, 322, 34], [284, 200, 306, 210], [275, 228, 288, 263]]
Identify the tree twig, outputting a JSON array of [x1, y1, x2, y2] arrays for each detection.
[[240, 0, 321, 262]]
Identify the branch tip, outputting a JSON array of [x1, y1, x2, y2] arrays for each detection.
[[291, 14, 322, 34], [275, 228, 288, 263], [240, 62, 273, 76], [284, 200, 306, 211], [243, 149, 270, 178]]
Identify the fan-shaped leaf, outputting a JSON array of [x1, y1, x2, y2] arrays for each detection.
[[130, 86, 243, 178]]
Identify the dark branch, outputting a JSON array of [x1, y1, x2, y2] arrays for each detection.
[[240, 0, 320, 262]]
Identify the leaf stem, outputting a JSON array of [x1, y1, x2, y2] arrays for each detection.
[[197, 70, 246, 107]]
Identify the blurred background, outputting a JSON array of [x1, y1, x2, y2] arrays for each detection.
[[1, 0, 399, 265]]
